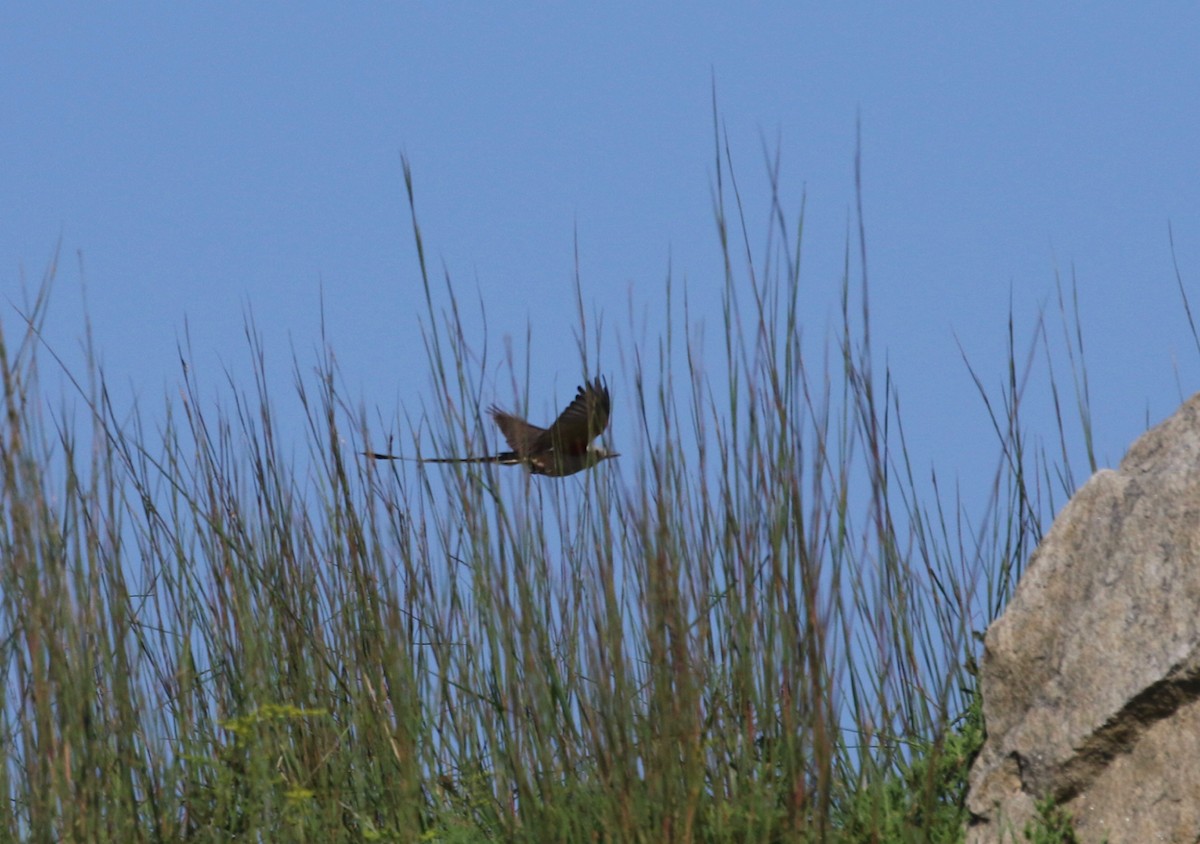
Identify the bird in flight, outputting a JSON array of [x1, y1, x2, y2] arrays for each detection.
[[364, 377, 618, 477]]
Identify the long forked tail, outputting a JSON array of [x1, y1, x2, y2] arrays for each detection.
[[361, 451, 522, 466], [420, 453, 522, 466]]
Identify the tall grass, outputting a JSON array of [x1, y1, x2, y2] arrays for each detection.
[[0, 143, 1088, 842]]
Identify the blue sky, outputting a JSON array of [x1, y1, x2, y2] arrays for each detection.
[[3, 5, 1199, 510]]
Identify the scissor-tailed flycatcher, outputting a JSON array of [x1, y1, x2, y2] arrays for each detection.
[[364, 377, 618, 477]]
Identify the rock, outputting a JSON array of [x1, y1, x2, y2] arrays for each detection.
[[966, 393, 1200, 843]]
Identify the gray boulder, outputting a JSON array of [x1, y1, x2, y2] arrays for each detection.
[[966, 393, 1200, 843]]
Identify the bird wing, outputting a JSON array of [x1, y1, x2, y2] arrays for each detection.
[[489, 406, 546, 457], [537, 377, 611, 454]]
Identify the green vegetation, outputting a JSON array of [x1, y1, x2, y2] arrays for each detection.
[[1023, 796, 1089, 844], [0, 144, 1095, 841]]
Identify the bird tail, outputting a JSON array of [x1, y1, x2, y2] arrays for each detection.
[[362, 451, 522, 466], [420, 452, 522, 466], [361, 451, 412, 461]]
